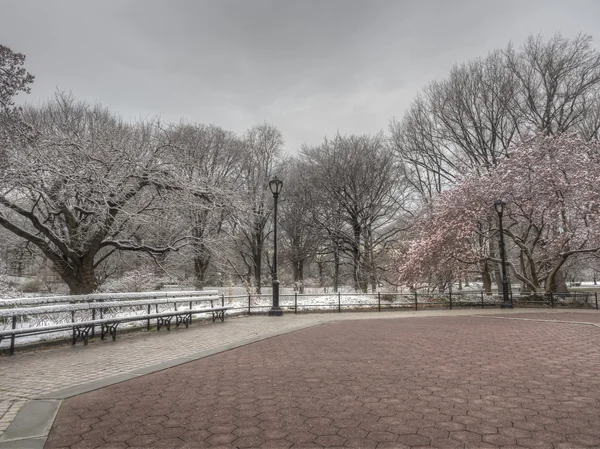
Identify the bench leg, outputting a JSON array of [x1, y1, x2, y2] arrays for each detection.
[[212, 310, 226, 323], [72, 326, 93, 346], [176, 313, 192, 328], [101, 322, 119, 341], [157, 317, 173, 331], [0, 336, 7, 356]]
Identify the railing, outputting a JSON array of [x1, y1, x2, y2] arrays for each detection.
[[219, 291, 600, 314], [1, 290, 598, 351], [221, 291, 505, 314], [0, 290, 219, 308]]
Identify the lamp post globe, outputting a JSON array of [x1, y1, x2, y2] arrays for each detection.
[[494, 200, 513, 309], [268, 176, 283, 316]]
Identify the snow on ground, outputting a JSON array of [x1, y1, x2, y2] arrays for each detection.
[[7, 289, 590, 350]]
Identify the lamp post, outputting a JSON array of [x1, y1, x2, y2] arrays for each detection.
[[494, 200, 513, 309], [268, 176, 283, 316]]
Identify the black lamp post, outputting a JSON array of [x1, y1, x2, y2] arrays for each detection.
[[268, 176, 283, 316], [494, 200, 513, 309]]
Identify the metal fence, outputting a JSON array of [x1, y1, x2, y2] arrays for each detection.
[[218, 290, 600, 315]]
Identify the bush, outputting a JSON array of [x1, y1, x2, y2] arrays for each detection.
[[99, 268, 171, 293], [0, 274, 22, 298], [381, 294, 397, 302], [19, 278, 42, 293]]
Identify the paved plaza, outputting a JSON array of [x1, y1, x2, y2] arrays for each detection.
[[1, 309, 600, 448]]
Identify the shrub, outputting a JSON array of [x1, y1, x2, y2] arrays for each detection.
[[19, 278, 42, 293]]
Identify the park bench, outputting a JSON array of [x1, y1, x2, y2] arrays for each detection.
[[0, 292, 227, 355], [0, 289, 220, 308]]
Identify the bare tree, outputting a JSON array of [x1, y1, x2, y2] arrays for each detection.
[[234, 123, 283, 293], [277, 159, 321, 292], [0, 93, 208, 294], [166, 123, 245, 289], [301, 133, 407, 292], [506, 33, 600, 137], [391, 33, 600, 199]]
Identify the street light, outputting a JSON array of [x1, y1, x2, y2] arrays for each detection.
[[494, 200, 513, 309], [268, 176, 283, 316]]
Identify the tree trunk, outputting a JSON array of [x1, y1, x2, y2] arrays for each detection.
[[481, 260, 492, 295], [317, 260, 324, 289], [547, 267, 569, 293], [298, 260, 304, 294], [254, 230, 262, 294], [352, 219, 362, 292], [193, 254, 210, 290], [58, 256, 98, 295], [333, 243, 340, 293]]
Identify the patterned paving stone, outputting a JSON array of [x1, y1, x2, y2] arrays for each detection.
[[26, 312, 600, 447]]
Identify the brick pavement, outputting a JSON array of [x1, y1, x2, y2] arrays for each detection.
[[0, 314, 327, 438], [477, 311, 600, 325], [0, 309, 539, 440], [43, 312, 600, 449]]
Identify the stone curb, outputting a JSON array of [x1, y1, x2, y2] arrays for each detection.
[[0, 318, 328, 448]]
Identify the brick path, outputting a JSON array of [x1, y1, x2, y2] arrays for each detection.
[[479, 311, 600, 325], [0, 309, 503, 438], [44, 313, 600, 449], [0, 314, 327, 437]]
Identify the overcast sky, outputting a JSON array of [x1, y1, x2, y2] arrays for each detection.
[[2, 0, 600, 152]]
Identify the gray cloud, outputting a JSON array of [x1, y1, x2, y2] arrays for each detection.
[[1, 0, 599, 151]]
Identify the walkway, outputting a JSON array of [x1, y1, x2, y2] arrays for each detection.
[[2, 309, 600, 448]]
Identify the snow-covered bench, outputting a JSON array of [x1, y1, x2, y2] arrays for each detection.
[[0, 293, 227, 355], [0, 290, 220, 308]]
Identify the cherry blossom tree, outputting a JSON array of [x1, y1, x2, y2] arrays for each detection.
[[398, 134, 600, 293]]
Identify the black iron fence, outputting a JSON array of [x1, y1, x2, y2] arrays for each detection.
[[219, 290, 600, 315], [221, 291, 598, 315]]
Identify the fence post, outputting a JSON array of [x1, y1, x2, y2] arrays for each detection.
[[91, 308, 96, 339], [551, 291, 554, 309], [147, 304, 151, 330], [378, 292, 381, 312], [248, 294, 251, 315], [10, 316, 16, 356], [338, 292, 341, 313], [295, 292, 298, 314], [449, 289, 452, 310], [596, 292, 598, 310], [221, 294, 225, 307], [481, 290, 484, 309], [414, 291, 418, 311]]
